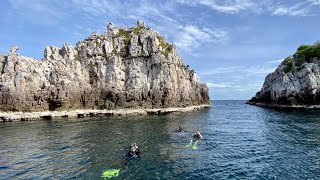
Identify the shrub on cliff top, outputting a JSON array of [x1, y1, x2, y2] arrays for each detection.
[[296, 42, 320, 63], [113, 29, 131, 45], [113, 29, 131, 53], [297, 45, 311, 52], [113, 29, 130, 39], [134, 26, 143, 35]]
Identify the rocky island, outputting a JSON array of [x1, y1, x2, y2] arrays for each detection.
[[0, 20, 210, 121], [248, 42, 320, 108]]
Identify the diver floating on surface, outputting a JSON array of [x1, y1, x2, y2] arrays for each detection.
[[193, 130, 203, 139], [124, 143, 140, 165], [102, 143, 141, 179], [186, 130, 203, 150], [176, 126, 182, 132]]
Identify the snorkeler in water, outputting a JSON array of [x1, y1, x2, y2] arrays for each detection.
[[124, 143, 140, 166], [125, 143, 140, 159], [176, 126, 182, 132], [193, 130, 203, 139]]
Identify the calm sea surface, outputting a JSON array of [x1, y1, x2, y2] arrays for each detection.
[[1, 100, 320, 179]]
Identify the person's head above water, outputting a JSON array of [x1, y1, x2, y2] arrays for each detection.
[[194, 130, 203, 139], [131, 143, 138, 148]]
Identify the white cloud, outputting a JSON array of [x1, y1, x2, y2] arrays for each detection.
[[177, 0, 257, 14], [266, 58, 284, 64], [272, 0, 320, 16], [201, 62, 278, 76], [206, 82, 233, 88], [8, 0, 69, 25], [175, 25, 229, 52], [9, 0, 226, 53], [200, 59, 280, 99], [68, 0, 230, 53], [178, 0, 320, 16], [245, 66, 277, 75], [70, 0, 130, 18], [201, 66, 241, 75]]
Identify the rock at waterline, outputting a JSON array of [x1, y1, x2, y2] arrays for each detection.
[[0, 20, 210, 112], [248, 42, 320, 108]]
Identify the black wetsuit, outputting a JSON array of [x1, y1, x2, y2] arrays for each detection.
[[193, 134, 201, 139], [125, 147, 140, 159], [124, 147, 140, 166]]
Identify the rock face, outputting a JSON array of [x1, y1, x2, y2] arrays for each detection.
[[0, 20, 210, 112], [248, 42, 320, 108]]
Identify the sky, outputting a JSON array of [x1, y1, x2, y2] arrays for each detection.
[[1, 0, 320, 100]]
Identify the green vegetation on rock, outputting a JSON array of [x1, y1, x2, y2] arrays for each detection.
[[283, 56, 293, 74], [113, 29, 132, 54], [162, 48, 170, 57], [295, 66, 302, 71], [159, 36, 171, 57], [113, 29, 131, 46], [282, 42, 320, 74], [75, 52, 81, 61], [96, 40, 101, 47], [297, 45, 310, 52], [113, 29, 130, 39], [296, 42, 320, 63], [134, 26, 143, 35]]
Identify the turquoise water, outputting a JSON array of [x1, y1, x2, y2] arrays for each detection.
[[0, 100, 320, 179]]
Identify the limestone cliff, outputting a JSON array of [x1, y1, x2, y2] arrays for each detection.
[[248, 42, 320, 108], [0, 20, 210, 112]]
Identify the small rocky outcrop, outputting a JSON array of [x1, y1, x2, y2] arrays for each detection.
[[248, 42, 320, 108], [0, 20, 210, 112]]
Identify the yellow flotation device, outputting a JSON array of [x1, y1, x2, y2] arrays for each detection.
[[101, 168, 121, 179]]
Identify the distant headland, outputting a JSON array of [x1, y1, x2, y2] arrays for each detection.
[[248, 42, 320, 109]]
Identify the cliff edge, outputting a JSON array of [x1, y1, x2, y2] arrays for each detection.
[[248, 42, 320, 108], [0, 20, 210, 112]]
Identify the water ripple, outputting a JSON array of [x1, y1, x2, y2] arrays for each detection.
[[0, 101, 320, 179]]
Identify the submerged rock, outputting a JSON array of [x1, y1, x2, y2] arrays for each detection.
[[248, 42, 320, 108], [0, 20, 210, 112]]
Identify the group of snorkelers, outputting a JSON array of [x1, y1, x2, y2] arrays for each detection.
[[125, 127, 203, 163], [177, 126, 203, 146], [176, 126, 203, 139]]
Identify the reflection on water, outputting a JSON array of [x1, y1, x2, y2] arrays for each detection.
[[0, 101, 320, 179]]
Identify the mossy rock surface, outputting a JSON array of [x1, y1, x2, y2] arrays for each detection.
[[159, 36, 171, 57], [134, 26, 143, 35]]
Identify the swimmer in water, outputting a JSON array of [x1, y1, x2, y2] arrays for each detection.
[[176, 126, 182, 132], [125, 143, 140, 159], [193, 130, 203, 139]]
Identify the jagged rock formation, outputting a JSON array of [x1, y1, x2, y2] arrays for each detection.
[[0, 20, 210, 112], [248, 42, 320, 108]]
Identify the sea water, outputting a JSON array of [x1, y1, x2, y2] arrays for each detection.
[[0, 100, 319, 179]]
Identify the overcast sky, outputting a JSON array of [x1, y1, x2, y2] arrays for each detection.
[[1, 0, 320, 100]]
